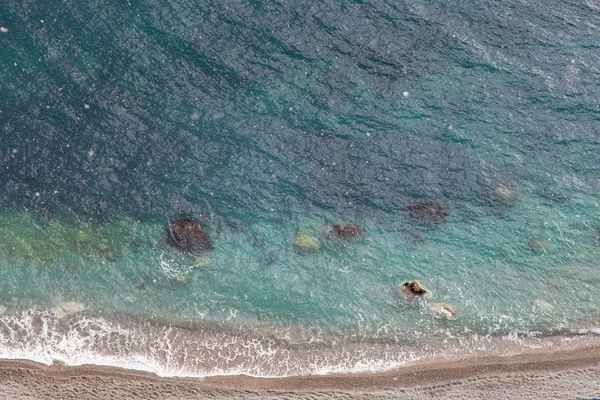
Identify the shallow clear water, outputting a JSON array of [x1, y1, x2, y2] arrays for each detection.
[[1, 0, 600, 376]]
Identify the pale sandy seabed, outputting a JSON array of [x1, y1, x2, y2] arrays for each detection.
[[0, 345, 599, 400]]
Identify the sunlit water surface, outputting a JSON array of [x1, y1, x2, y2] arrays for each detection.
[[1, 0, 600, 377]]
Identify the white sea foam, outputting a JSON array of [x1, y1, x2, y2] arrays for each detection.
[[1, 309, 599, 378]]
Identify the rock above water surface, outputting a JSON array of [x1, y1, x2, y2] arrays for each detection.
[[167, 216, 213, 253], [399, 280, 428, 298]]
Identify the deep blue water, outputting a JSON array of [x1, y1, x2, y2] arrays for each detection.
[[1, 0, 600, 376]]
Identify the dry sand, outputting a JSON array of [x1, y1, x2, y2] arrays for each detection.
[[0, 346, 599, 399]]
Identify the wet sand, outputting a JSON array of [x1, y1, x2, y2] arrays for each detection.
[[1, 345, 599, 399]]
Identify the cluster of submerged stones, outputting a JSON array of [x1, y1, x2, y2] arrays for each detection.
[[406, 184, 549, 252], [167, 217, 367, 255], [406, 183, 517, 225], [166, 182, 520, 255], [166, 182, 554, 318]]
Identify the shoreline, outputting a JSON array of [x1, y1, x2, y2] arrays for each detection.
[[1, 345, 599, 399]]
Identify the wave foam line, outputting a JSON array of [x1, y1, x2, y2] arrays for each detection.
[[1, 310, 599, 378]]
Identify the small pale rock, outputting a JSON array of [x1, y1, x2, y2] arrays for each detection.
[[294, 232, 320, 253], [0, 305, 7, 315], [0, 27, 8, 33], [533, 299, 555, 312], [429, 302, 457, 319], [51, 301, 85, 318]]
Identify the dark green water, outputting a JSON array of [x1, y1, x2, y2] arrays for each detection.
[[1, 0, 600, 377]]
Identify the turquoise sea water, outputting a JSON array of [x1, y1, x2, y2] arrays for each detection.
[[1, 0, 600, 376]]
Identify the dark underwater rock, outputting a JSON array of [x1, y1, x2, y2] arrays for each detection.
[[327, 224, 365, 238], [408, 201, 448, 224], [260, 251, 279, 269], [167, 216, 213, 253], [409, 234, 427, 246], [65, 263, 82, 272]]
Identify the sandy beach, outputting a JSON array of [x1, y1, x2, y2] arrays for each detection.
[[0, 345, 599, 399]]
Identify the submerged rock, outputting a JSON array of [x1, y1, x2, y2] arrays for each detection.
[[294, 232, 320, 253], [408, 202, 448, 224], [136, 280, 147, 290], [327, 224, 365, 239], [167, 216, 213, 253], [399, 280, 427, 298], [0, 305, 6, 316], [95, 242, 115, 260], [409, 234, 427, 246], [96, 243, 110, 252], [528, 237, 553, 253], [75, 230, 91, 244], [539, 187, 569, 203], [172, 273, 191, 286], [65, 263, 82, 272], [429, 302, 457, 319], [191, 255, 210, 268], [486, 183, 517, 206], [51, 301, 85, 319], [260, 251, 279, 269], [533, 299, 555, 312]]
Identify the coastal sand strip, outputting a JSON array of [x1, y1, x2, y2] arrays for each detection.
[[0, 346, 599, 399]]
